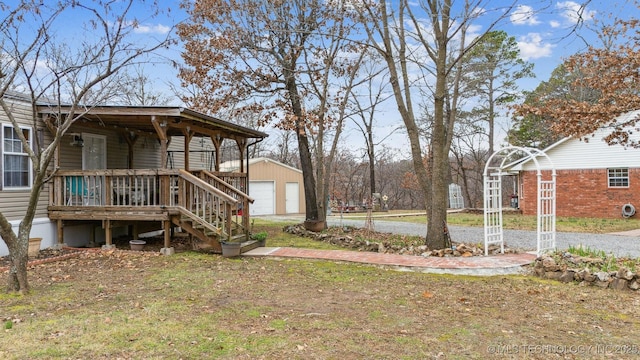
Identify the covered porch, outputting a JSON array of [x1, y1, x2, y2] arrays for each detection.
[[44, 106, 267, 254]]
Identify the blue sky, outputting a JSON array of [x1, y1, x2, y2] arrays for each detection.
[[501, 0, 630, 89], [4, 0, 639, 153], [97, 0, 640, 151], [19, 0, 633, 100], [98, 0, 639, 97]]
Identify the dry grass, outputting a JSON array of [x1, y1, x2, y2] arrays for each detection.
[[2, 249, 640, 359], [1, 220, 640, 359]]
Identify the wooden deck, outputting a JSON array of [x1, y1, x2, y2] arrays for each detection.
[[48, 169, 255, 253]]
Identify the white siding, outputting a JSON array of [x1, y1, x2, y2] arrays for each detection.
[[167, 136, 216, 170], [0, 97, 50, 221], [521, 126, 640, 171]]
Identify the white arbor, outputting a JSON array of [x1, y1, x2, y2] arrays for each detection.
[[483, 146, 556, 256]]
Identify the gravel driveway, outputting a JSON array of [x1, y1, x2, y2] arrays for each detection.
[[326, 217, 640, 258], [259, 214, 640, 258]]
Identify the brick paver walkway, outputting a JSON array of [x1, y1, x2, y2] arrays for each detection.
[[243, 247, 537, 276]]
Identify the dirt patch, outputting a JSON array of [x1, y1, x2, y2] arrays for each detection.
[[0, 234, 194, 270]]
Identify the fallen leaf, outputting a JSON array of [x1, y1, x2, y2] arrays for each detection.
[[422, 291, 434, 298]]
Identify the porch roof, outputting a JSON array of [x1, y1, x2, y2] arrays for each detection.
[[38, 105, 268, 140]]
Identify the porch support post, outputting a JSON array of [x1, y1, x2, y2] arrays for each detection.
[[151, 116, 169, 169], [211, 134, 221, 171], [56, 219, 64, 248], [236, 138, 247, 173], [183, 128, 194, 171], [160, 220, 175, 255], [123, 133, 139, 169], [102, 219, 116, 249]]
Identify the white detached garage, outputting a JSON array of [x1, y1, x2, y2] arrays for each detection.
[[219, 158, 305, 215]]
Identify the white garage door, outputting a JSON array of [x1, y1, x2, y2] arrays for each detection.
[[249, 181, 275, 215]]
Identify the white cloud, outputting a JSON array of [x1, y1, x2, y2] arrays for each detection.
[[510, 5, 541, 26], [556, 1, 596, 25], [517, 33, 554, 60], [134, 23, 171, 35], [549, 20, 561, 28]]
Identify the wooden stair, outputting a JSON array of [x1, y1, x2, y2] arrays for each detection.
[[166, 170, 256, 254]]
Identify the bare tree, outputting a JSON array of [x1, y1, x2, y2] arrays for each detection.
[[348, 49, 396, 196], [115, 65, 175, 106], [301, 18, 367, 224], [357, 0, 521, 249], [178, 0, 360, 224], [266, 129, 298, 166], [0, 0, 173, 293]]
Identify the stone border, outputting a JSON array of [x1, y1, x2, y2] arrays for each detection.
[[283, 223, 517, 257], [533, 255, 640, 291]]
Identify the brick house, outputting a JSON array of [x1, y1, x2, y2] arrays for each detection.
[[511, 111, 640, 219]]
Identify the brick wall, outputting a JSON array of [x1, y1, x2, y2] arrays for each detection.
[[519, 169, 640, 218]]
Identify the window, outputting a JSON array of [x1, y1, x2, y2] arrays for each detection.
[[608, 168, 629, 188], [2, 125, 32, 188]]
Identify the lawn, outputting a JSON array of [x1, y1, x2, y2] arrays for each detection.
[[1, 219, 639, 359], [335, 210, 640, 234]]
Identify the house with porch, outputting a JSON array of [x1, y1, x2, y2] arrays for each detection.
[[0, 93, 267, 256], [508, 110, 640, 219]]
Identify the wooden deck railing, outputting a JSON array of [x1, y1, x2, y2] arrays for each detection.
[[50, 169, 174, 207], [49, 169, 249, 241]]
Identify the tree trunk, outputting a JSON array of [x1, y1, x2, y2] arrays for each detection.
[[367, 127, 376, 194], [0, 145, 52, 293], [0, 215, 31, 293], [6, 243, 29, 293], [298, 130, 319, 221], [426, 13, 451, 250], [426, 137, 450, 250], [284, 72, 319, 221]]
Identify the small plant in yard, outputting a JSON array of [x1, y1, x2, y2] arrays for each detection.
[[561, 244, 639, 273], [4, 320, 12, 330], [567, 244, 607, 258], [251, 231, 268, 241]]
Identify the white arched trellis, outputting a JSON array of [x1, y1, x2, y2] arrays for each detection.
[[483, 146, 557, 256]]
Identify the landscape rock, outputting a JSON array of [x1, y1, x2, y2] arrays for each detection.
[[545, 271, 562, 280], [595, 272, 610, 282], [533, 254, 639, 292], [617, 267, 634, 281], [542, 257, 560, 272], [559, 270, 575, 283], [610, 278, 628, 291]]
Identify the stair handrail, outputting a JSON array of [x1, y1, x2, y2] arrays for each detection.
[[199, 170, 254, 204], [197, 170, 253, 239], [178, 169, 238, 204], [176, 169, 239, 241]]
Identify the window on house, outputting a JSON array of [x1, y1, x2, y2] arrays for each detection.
[[608, 168, 629, 188], [2, 124, 32, 188]]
